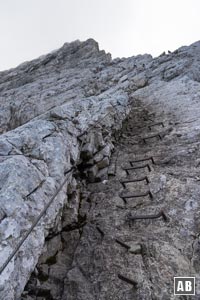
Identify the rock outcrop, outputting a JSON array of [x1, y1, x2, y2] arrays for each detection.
[[1, 38, 200, 299]]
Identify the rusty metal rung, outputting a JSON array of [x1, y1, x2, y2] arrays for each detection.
[[148, 122, 164, 130], [120, 176, 149, 188], [118, 274, 138, 286], [143, 116, 154, 122], [120, 191, 153, 203], [143, 134, 162, 144], [127, 210, 168, 222], [130, 157, 155, 166], [124, 162, 151, 175], [115, 239, 130, 250]]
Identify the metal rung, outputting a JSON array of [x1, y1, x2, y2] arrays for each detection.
[[148, 122, 164, 130], [143, 116, 154, 122], [127, 210, 168, 222], [143, 134, 162, 144], [118, 274, 138, 287], [120, 176, 149, 188], [115, 239, 130, 250], [120, 191, 153, 203], [127, 164, 152, 172], [130, 157, 155, 166]]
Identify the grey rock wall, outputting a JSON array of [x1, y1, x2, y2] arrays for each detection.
[[0, 92, 130, 299], [1, 38, 200, 299], [0, 39, 151, 300]]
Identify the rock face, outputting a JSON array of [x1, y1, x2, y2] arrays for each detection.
[[1, 38, 200, 299]]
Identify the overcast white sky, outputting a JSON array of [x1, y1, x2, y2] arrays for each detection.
[[0, 0, 199, 71]]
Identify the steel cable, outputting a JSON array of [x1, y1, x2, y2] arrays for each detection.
[[0, 101, 129, 275]]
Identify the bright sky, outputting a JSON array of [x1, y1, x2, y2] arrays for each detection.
[[0, 0, 199, 71]]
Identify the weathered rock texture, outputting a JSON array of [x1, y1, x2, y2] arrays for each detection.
[[1, 38, 200, 300]]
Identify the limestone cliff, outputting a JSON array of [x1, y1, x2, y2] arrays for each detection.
[[0, 39, 200, 300]]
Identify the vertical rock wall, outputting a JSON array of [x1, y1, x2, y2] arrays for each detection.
[[1, 38, 200, 299]]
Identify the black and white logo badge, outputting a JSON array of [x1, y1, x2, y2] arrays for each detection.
[[174, 277, 195, 295]]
